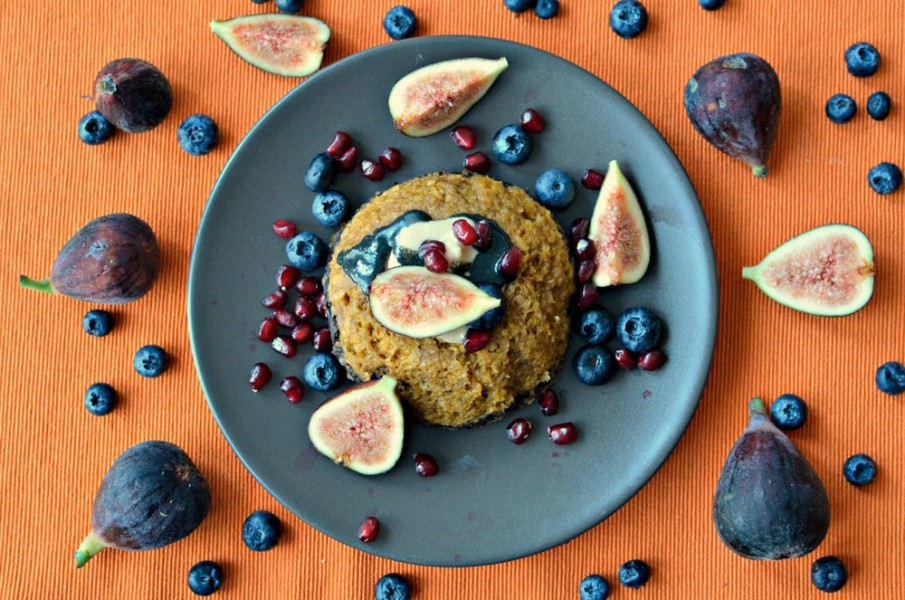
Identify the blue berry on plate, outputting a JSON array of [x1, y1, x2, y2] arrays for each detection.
[[698, 0, 725, 10], [844, 42, 880, 77], [504, 0, 535, 13], [876, 361, 905, 395], [534, 169, 576, 210], [577, 306, 615, 344], [769, 393, 808, 431], [82, 309, 114, 337], [275, 0, 304, 13], [187, 560, 224, 596], [133, 344, 168, 378], [383, 5, 417, 40], [866, 91, 891, 121], [242, 510, 282, 551], [843, 453, 877, 487], [312, 190, 350, 227], [304, 152, 338, 193], [84, 383, 117, 416], [491, 124, 533, 165], [303, 352, 344, 392], [811, 556, 848, 592], [286, 231, 328, 271], [609, 0, 648, 39], [867, 162, 902, 195], [579, 574, 611, 600], [615, 307, 662, 354], [572, 344, 617, 386], [467, 284, 506, 330], [375, 573, 412, 600], [535, 0, 559, 19], [618, 559, 651, 588], [825, 94, 856, 124], [178, 114, 219, 156], [78, 110, 115, 145]]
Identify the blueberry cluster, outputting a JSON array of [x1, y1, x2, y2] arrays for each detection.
[[503, 0, 560, 20], [579, 559, 652, 598], [249, 0, 304, 13], [572, 306, 666, 385]]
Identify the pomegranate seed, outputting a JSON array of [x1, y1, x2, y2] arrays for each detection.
[[337, 145, 359, 172], [450, 125, 477, 150], [547, 422, 578, 445], [379, 147, 403, 171], [506, 418, 532, 444], [464, 329, 491, 353], [452, 218, 478, 246], [262, 289, 288, 309], [272, 219, 298, 239], [275, 265, 301, 289], [257, 316, 279, 343], [496, 246, 521, 278], [413, 453, 439, 477], [271, 335, 297, 358], [358, 516, 380, 543], [638, 349, 667, 371], [576, 259, 596, 284], [473, 220, 493, 251], [296, 276, 323, 296], [312, 327, 332, 353], [291, 322, 315, 343], [539, 389, 559, 416], [316, 292, 327, 318], [279, 376, 305, 403], [326, 131, 353, 159], [273, 307, 299, 328], [581, 169, 605, 190], [576, 282, 599, 311], [574, 238, 595, 261], [614, 348, 638, 370], [249, 362, 272, 391], [422, 248, 449, 273], [520, 108, 546, 133], [569, 218, 590, 246], [464, 151, 491, 174], [294, 296, 318, 322], [418, 239, 446, 258], [361, 158, 385, 181]]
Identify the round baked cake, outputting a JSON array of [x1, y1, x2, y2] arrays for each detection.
[[325, 172, 575, 428]]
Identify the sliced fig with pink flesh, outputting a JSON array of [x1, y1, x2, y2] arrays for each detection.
[[388, 57, 509, 137], [587, 160, 651, 288], [307, 376, 404, 475], [741, 224, 874, 316]]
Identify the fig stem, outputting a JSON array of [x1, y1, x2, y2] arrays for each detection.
[[751, 164, 767, 178], [18, 275, 56, 295], [740, 266, 757, 281], [96, 76, 116, 95], [749, 397, 767, 415], [74, 531, 107, 568]]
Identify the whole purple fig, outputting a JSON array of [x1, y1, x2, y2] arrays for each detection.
[[94, 58, 173, 133]]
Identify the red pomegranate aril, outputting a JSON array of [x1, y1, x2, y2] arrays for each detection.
[[418, 239, 446, 258], [326, 130, 353, 158], [361, 158, 385, 181], [569, 218, 590, 246], [291, 321, 315, 343], [294, 296, 318, 322], [275, 264, 301, 289], [573, 238, 595, 261], [581, 169, 605, 190], [520, 108, 546, 133], [576, 259, 596, 284], [338, 145, 359, 172], [271, 335, 297, 358], [422, 248, 450, 273], [547, 422, 578, 445], [296, 276, 323, 297], [496, 246, 521, 278], [279, 376, 305, 404], [452, 218, 479, 246], [272, 219, 298, 239], [506, 417, 532, 444], [638, 349, 667, 371], [316, 292, 327, 318], [473, 220, 493, 251], [379, 147, 403, 171], [450, 125, 477, 150], [312, 327, 332, 353], [464, 151, 491, 174], [539, 389, 559, 416], [262, 289, 288, 309], [413, 453, 440, 477], [358, 516, 380, 543], [464, 329, 491, 353], [249, 362, 272, 392], [273, 307, 299, 328], [258, 316, 279, 343], [614, 348, 638, 370], [576, 282, 599, 311]]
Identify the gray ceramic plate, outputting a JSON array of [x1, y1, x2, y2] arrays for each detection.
[[188, 35, 717, 567]]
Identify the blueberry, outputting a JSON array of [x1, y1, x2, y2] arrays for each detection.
[[866, 91, 891, 121], [286, 231, 328, 271], [825, 94, 856, 124], [275, 0, 304, 13], [609, 0, 648, 39], [844, 42, 880, 77], [133, 344, 168, 378], [579, 574, 611, 600], [577, 307, 615, 344], [618, 559, 651, 588], [84, 383, 117, 416], [82, 309, 114, 337], [491, 125, 533, 165], [374, 573, 412, 600], [312, 190, 350, 227], [572, 344, 617, 386], [811, 556, 848, 593], [867, 162, 902, 195], [876, 361, 905, 395], [383, 5, 417, 40], [843, 453, 877, 487], [187, 560, 224, 596], [304, 152, 338, 193], [178, 114, 219, 156], [615, 307, 662, 354], [769, 393, 808, 431], [533, 169, 576, 209], [242, 510, 282, 551], [698, 0, 725, 9], [78, 111, 115, 145], [467, 284, 506, 330], [535, 0, 559, 19], [503, 0, 535, 13], [303, 352, 344, 392]]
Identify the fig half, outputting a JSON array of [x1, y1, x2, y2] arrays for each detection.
[[742, 224, 874, 316], [388, 57, 509, 137], [308, 376, 404, 475]]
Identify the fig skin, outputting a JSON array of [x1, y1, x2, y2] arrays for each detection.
[[19, 213, 160, 304], [713, 398, 830, 561], [94, 58, 173, 133], [684, 53, 781, 177]]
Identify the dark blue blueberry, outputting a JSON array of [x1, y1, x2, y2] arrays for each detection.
[[533, 169, 576, 209], [535, 0, 559, 19], [572, 344, 617, 386], [242, 510, 282, 551], [383, 5, 417, 40], [875, 361, 905, 395], [374, 573, 412, 600], [609, 0, 648, 39], [133, 344, 168, 378], [844, 42, 880, 77], [698, 0, 725, 9], [467, 284, 506, 330], [867, 162, 902, 195], [618, 559, 651, 588], [577, 307, 615, 344], [303, 352, 344, 392], [78, 111, 115, 145], [304, 152, 338, 193], [825, 94, 856, 124], [866, 91, 891, 120], [178, 114, 219, 156], [312, 190, 350, 227], [579, 574, 611, 600], [769, 393, 808, 431], [843, 453, 877, 487], [82, 309, 114, 337], [250, 0, 267, 3], [84, 383, 117, 416], [615, 307, 662, 354], [187, 560, 224, 596], [286, 231, 328, 271], [491, 125, 533, 165], [811, 556, 848, 592], [503, 0, 535, 13], [275, 0, 304, 13]]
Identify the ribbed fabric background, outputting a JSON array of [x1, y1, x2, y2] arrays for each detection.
[[1, 0, 902, 598]]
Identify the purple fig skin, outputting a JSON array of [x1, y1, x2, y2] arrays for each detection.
[[713, 397, 830, 560], [94, 58, 173, 133], [684, 53, 781, 177]]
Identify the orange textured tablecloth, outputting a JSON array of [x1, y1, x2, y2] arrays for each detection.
[[1, 1, 903, 598]]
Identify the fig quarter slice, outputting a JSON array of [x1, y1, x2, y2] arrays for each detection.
[[308, 376, 404, 475]]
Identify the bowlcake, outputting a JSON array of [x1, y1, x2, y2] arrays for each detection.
[[325, 172, 574, 428]]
